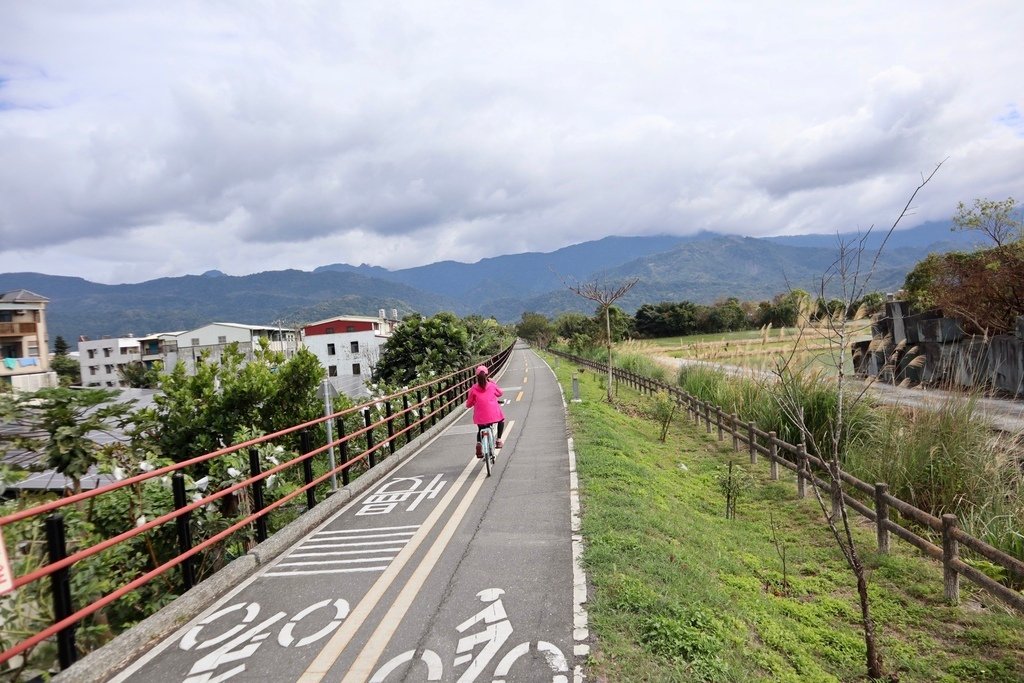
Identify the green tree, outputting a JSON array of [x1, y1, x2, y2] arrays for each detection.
[[51, 354, 82, 386], [515, 312, 554, 347], [553, 312, 597, 342], [151, 340, 324, 463], [952, 197, 1023, 247], [373, 312, 472, 386], [118, 361, 160, 389], [54, 335, 70, 356]]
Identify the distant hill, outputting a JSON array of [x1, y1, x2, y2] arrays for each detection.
[[1, 224, 977, 350]]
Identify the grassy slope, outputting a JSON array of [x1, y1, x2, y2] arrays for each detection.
[[546, 356, 1024, 682]]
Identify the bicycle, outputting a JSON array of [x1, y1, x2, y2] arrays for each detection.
[[479, 399, 509, 477]]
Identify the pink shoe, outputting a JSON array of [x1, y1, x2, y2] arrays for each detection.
[[496, 439, 504, 449]]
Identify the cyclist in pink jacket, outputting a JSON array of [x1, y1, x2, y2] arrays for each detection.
[[466, 364, 505, 457]]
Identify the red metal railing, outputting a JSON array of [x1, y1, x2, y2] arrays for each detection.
[[0, 344, 513, 671]]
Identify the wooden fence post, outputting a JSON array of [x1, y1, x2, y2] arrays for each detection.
[[768, 432, 778, 480], [716, 407, 723, 441], [942, 513, 960, 605], [731, 414, 739, 451], [704, 403, 712, 434], [874, 483, 890, 554], [796, 442, 807, 499], [748, 421, 757, 464]]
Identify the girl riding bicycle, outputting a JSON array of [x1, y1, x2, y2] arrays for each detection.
[[466, 364, 505, 457]]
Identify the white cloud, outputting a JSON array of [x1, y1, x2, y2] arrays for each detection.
[[1, 1, 1022, 282]]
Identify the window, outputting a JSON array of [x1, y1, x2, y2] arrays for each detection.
[[88, 349, 96, 359], [89, 367, 97, 375], [0, 312, 11, 322], [105, 364, 115, 373], [328, 365, 338, 377], [350, 341, 359, 353], [325, 327, 335, 334], [218, 336, 227, 344], [346, 325, 356, 332], [191, 338, 200, 346], [28, 345, 39, 356], [327, 343, 336, 355], [103, 348, 112, 357], [352, 363, 361, 375]]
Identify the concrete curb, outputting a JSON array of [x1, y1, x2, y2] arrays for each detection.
[[56, 405, 468, 683]]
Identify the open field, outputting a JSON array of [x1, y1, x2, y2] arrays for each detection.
[[626, 322, 873, 377], [546, 354, 1024, 682]]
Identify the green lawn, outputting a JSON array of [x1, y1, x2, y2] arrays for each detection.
[[547, 354, 1024, 682]]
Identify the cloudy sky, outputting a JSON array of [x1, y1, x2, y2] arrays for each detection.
[[1, 2, 1022, 284]]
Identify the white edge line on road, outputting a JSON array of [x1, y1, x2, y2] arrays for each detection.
[[540, 350, 590, 682]]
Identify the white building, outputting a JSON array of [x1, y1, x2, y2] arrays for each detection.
[[77, 335, 142, 388], [172, 323, 298, 374], [301, 309, 399, 398]]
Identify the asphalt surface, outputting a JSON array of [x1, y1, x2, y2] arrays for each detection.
[[108, 344, 583, 683]]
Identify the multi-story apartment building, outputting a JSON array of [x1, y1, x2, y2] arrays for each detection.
[[78, 324, 298, 387], [302, 309, 400, 397], [78, 335, 145, 388], [171, 323, 297, 375], [0, 289, 57, 392]]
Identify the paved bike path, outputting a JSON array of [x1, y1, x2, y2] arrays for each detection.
[[110, 345, 583, 682]]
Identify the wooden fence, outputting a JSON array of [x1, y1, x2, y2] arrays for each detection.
[[549, 349, 1024, 613]]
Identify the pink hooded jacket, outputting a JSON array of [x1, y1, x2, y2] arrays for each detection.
[[466, 380, 504, 425]]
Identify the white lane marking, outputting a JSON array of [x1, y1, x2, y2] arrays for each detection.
[[541, 350, 589, 683], [340, 424, 515, 683], [298, 540, 408, 549], [288, 548, 402, 558], [277, 557, 397, 568], [305, 532, 416, 541], [264, 566, 389, 577], [297, 454, 483, 682], [315, 528, 419, 536]]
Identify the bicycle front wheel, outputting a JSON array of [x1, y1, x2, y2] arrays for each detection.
[[482, 433, 492, 476]]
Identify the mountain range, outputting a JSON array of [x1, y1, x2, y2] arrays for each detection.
[[0, 221, 978, 350]]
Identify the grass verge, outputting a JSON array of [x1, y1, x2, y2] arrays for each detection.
[[545, 354, 1024, 682]]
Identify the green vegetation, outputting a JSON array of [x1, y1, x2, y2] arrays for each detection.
[[548, 355, 1024, 682]]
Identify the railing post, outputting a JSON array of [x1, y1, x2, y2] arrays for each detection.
[[172, 473, 197, 590], [572, 375, 581, 402], [796, 443, 807, 499], [300, 430, 316, 511], [731, 414, 739, 451], [417, 390, 426, 435], [364, 407, 376, 467], [429, 383, 438, 427], [46, 514, 77, 669], [716, 407, 723, 440], [386, 399, 396, 456], [704, 403, 711, 434], [874, 483, 890, 554], [402, 394, 413, 446], [748, 421, 757, 464], [335, 415, 351, 486], [768, 432, 779, 480], [942, 514, 960, 605], [248, 448, 268, 543]]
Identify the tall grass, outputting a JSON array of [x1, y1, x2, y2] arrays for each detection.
[[676, 365, 873, 457], [677, 365, 1024, 564], [846, 399, 1024, 564], [612, 347, 669, 383]]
